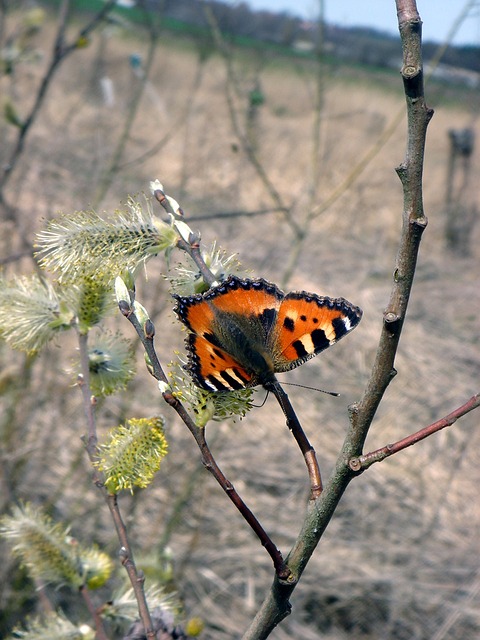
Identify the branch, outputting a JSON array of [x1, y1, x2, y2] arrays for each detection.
[[153, 186, 219, 287], [0, 0, 117, 210], [77, 331, 98, 457], [119, 301, 292, 580], [349, 393, 480, 471], [79, 585, 109, 640], [201, 5, 301, 239], [270, 382, 322, 499], [109, 497, 156, 640], [189, 207, 289, 221], [76, 328, 155, 639], [349, 0, 433, 453], [309, 1, 473, 225], [242, 1, 434, 636], [92, 3, 159, 207]]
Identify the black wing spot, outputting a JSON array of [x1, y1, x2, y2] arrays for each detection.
[[220, 369, 248, 389], [258, 307, 277, 333], [292, 339, 308, 358], [311, 328, 329, 350], [332, 317, 348, 340], [283, 316, 295, 332], [204, 332, 223, 348]]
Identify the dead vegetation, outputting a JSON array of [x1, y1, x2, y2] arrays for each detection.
[[1, 4, 480, 639]]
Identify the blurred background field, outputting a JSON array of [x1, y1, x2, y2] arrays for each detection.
[[1, 2, 480, 638]]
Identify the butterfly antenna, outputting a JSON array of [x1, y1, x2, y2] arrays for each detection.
[[281, 382, 340, 397]]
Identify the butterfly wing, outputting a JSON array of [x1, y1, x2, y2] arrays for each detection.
[[205, 277, 283, 341], [175, 276, 362, 389], [175, 277, 282, 337], [272, 292, 362, 372], [174, 277, 284, 391], [185, 333, 257, 391]]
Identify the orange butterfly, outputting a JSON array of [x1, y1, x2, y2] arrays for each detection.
[[174, 276, 362, 392]]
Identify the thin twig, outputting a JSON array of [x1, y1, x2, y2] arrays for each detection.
[[431, 566, 480, 640], [189, 207, 289, 221], [108, 495, 155, 640], [76, 331, 98, 457], [153, 186, 220, 287], [0, 0, 117, 211], [349, 393, 480, 471], [93, 4, 159, 207], [120, 302, 292, 580], [80, 585, 109, 640], [270, 382, 322, 499], [74, 330, 111, 640], [0, 250, 34, 266], [308, 0, 475, 224], [76, 328, 155, 639], [280, 0, 325, 286], [202, 5, 300, 238]]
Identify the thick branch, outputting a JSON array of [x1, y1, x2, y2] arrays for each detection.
[[243, 2, 434, 636], [243, 456, 352, 640], [349, 0, 433, 453]]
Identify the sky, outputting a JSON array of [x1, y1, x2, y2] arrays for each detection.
[[231, 1, 480, 46]]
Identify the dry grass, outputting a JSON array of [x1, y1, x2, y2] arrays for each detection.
[[1, 8, 480, 639]]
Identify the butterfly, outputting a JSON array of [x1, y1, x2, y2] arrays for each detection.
[[173, 275, 362, 392]]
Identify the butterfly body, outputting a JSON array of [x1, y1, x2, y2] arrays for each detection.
[[174, 276, 362, 392]]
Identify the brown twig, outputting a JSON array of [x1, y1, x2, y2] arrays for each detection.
[[153, 186, 219, 287], [348, 0, 433, 454], [77, 331, 98, 458], [0, 250, 34, 266], [280, 0, 326, 286], [269, 382, 322, 499], [349, 393, 480, 471], [241, 2, 438, 637], [119, 301, 292, 580], [92, 2, 159, 207], [309, 1, 475, 225], [109, 496, 155, 640], [79, 584, 109, 640], [76, 328, 155, 639], [189, 207, 289, 221], [0, 0, 117, 215], [201, 4, 300, 239]]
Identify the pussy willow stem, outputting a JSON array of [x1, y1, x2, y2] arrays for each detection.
[[121, 304, 293, 580]]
